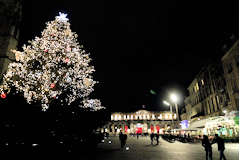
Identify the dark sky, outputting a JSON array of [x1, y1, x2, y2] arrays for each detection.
[[19, 0, 238, 112]]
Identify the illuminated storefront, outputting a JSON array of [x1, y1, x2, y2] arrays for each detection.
[[204, 116, 239, 137], [101, 110, 178, 134], [185, 111, 239, 138]]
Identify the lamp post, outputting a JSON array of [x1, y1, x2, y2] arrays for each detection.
[[163, 100, 174, 126], [170, 93, 180, 126]]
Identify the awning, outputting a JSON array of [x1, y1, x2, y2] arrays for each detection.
[[189, 118, 208, 129], [174, 128, 198, 131]]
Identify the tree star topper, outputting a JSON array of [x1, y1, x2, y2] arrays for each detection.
[[56, 12, 68, 22]]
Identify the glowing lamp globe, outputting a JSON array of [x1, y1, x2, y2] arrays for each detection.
[[170, 94, 178, 103]]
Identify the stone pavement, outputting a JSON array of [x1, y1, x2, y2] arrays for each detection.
[[84, 135, 239, 160]]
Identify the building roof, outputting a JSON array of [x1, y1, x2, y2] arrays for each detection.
[[221, 40, 239, 61]]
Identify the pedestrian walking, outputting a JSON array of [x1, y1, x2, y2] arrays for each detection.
[[150, 133, 154, 145], [123, 133, 127, 146], [212, 134, 227, 160], [155, 133, 160, 145], [119, 131, 125, 148], [202, 135, 212, 160]]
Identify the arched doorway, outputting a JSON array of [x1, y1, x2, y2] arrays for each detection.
[[136, 123, 143, 134]]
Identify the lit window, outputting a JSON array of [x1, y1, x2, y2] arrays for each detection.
[[196, 82, 199, 91], [135, 115, 138, 119], [123, 115, 126, 120], [147, 115, 150, 119], [115, 115, 118, 121], [160, 114, 162, 119], [118, 115, 121, 120], [169, 114, 172, 119], [152, 114, 155, 119], [139, 115, 142, 119], [201, 79, 204, 85], [127, 115, 130, 120], [165, 114, 168, 119], [143, 114, 146, 119], [131, 115, 133, 120], [174, 114, 176, 119], [111, 115, 113, 120]]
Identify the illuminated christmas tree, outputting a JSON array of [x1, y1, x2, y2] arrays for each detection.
[[0, 12, 104, 111]]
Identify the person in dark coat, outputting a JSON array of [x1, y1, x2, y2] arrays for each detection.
[[150, 133, 154, 145], [123, 134, 127, 147], [119, 132, 124, 148], [155, 133, 160, 145], [212, 134, 227, 160], [202, 135, 212, 160]]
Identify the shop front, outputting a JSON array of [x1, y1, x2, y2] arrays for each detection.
[[187, 113, 239, 138], [204, 116, 239, 138]]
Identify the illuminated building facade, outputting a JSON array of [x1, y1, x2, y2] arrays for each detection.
[[222, 41, 239, 111], [101, 110, 178, 134]]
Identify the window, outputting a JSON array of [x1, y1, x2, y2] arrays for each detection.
[[143, 114, 146, 119], [147, 115, 150, 119], [201, 79, 204, 85], [131, 115, 133, 120], [232, 80, 238, 93], [111, 115, 113, 120], [208, 100, 211, 113], [216, 95, 220, 104], [152, 114, 155, 119], [226, 63, 233, 73], [211, 98, 215, 112], [124, 115, 126, 120], [215, 97, 219, 110], [235, 98, 239, 109], [127, 115, 130, 120], [196, 82, 199, 91], [235, 56, 239, 67], [158, 114, 162, 119], [165, 114, 168, 119]]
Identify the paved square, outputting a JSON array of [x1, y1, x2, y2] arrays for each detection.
[[87, 136, 239, 160]]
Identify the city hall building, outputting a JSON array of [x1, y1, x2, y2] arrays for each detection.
[[101, 110, 179, 134]]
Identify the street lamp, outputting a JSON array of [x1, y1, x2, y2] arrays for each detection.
[[163, 100, 172, 113], [170, 93, 180, 124], [163, 100, 174, 125]]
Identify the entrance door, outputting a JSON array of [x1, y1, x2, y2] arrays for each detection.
[[150, 125, 154, 133], [136, 123, 143, 134], [136, 127, 142, 134], [124, 125, 128, 133], [156, 125, 160, 134]]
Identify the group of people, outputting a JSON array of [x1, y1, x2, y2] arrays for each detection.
[[119, 131, 227, 160], [150, 133, 160, 145], [202, 134, 227, 160]]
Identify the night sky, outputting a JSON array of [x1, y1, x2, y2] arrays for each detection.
[[19, 0, 238, 112]]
